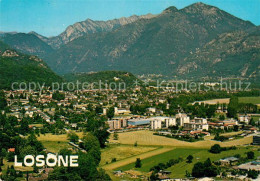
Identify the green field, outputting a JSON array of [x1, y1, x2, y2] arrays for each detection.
[[238, 96, 260, 104], [252, 116, 260, 122], [118, 148, 201, 172], [116, 146, 260, 178], [40, 140, 72, 153], [100, 144, 158, 166]]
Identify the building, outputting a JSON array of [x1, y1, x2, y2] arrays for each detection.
[[176, 113, 190, 126], [107, 119, 128, 130], [237, 161, 260, 171], [150, 116, 176, 130], [238, 114, 251, 124], [184, 118, 209, 131], [114, 107, 131, 115], [219, 157, 239, 166], [128, 119, 150, 126]]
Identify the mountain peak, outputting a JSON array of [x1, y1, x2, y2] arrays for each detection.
[[183, 2, 217, 13], [163, 6, 178, 13]]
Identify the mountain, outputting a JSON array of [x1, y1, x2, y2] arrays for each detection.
[[0, 41, 62, 89], [45, 2, 256, 78], [33, 14, 156, 49], [0, 33, 54, 58], [177, 26, 260, 79], [64, 71, 140, 88]]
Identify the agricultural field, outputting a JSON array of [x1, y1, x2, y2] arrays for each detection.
[[102, 146, 174, 170], [100, 144, 159, 166], [192, 98, 230, 105], [109, 130, 253, 148], [116, 146, 260, 179], [238, 96, 260, 104], [102, 129, 255, 179], [37, 132, 85, 142]]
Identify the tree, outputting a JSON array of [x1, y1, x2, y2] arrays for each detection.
[[27, 133, 44, 152], [248, 169, 258, 179], [134, 141, 138, 147], [192, 162, 205, 178], [85, 116, 110, 148], [95, 105, 103, 115], [107, 107, 114, 119], [192, 158, 218, 178], [0, 91, 7, 110], [82, 133, 100, 151], [247, 151, 254, 159], [249, 118, 256, 126], [52, 91, 65, 101], [96, 168, 112, 181], [59, 148, 72, 157], [135, 158, 142, 168], [233, 125, 239, 132], [219, 114, 225, 120], [150, 172, 159, 181], [113, 132, 118, 140], [209, 144, 222, 154], [67, 131, 79, 142], [187, 155, 193, 163]]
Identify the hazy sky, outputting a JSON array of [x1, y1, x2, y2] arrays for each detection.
[[0, 0, 259, 37]]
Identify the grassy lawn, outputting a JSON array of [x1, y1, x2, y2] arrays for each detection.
[[100, 144, 158, 166], [40, 140, 72, 153], [238, 96, 260, 104]]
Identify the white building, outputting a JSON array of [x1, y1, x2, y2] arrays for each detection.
[[184, 118, 209, 131], [150, 116, 176, 130], [238, 115, 250, 124], [114, 107, 131, 115], [176, 113, 190, 126]]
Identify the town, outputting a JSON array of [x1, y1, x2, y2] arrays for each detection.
[[0, 86, 259, 180]]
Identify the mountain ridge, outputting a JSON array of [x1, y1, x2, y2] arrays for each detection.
[[44, 2, 258, 79], [1, 2, 259, 81]]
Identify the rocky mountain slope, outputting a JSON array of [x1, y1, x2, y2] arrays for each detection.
[[32, 14, 155, 49], [177, 27, 260, 79]]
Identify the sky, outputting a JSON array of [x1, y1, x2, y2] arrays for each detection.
[[0, 0, 260, 37]]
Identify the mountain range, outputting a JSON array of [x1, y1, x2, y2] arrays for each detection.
[[0, 2, 259, 81]]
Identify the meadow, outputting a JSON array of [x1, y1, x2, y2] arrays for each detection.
[[100, 144, 158, 166], [116, 146, 260, 178], [109, 130, 253, 148], [238, 96, 260, 104]]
